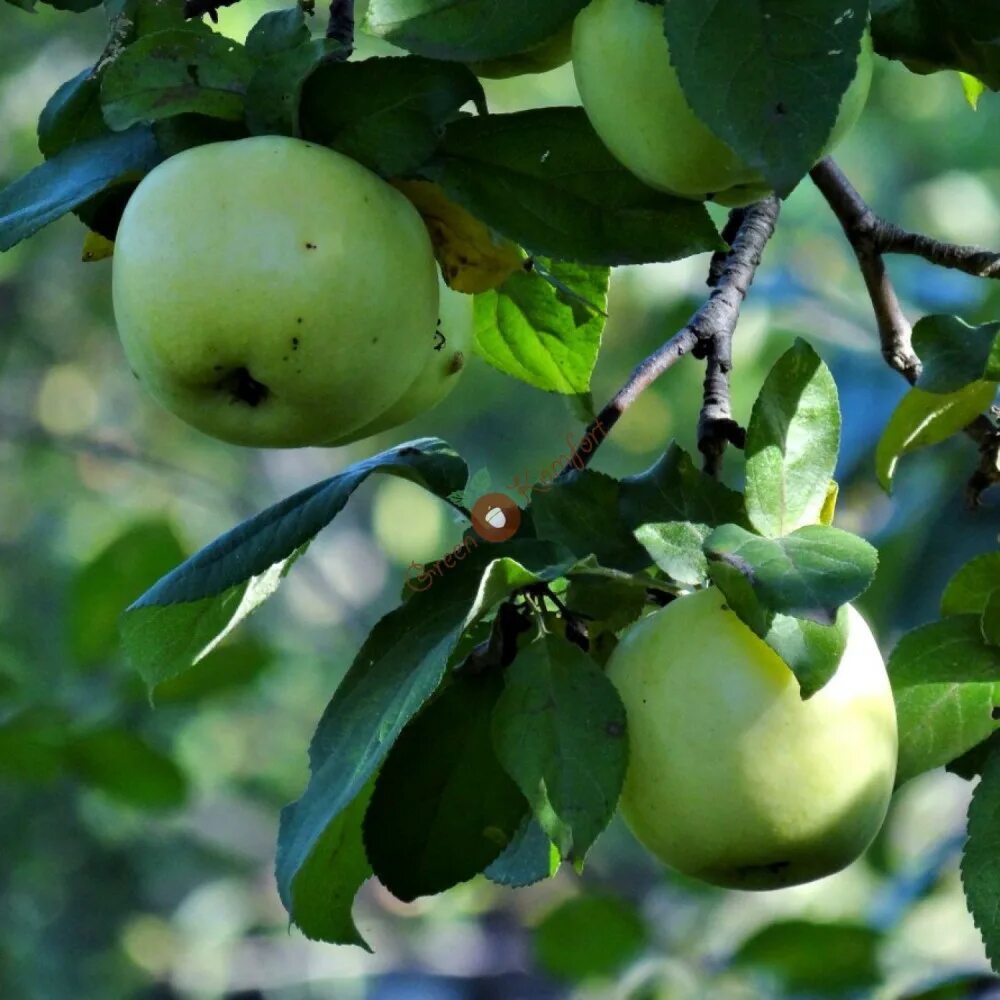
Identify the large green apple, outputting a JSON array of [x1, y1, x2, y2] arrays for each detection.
[[112, 136, 439, 448], [469, 21, 573, 79], [572, 0, 874, 207], [324, 277, 474, 445], [606, 587, 897, 890]]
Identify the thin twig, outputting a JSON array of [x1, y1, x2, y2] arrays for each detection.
[[812, 158, 1000, 503], [327, 0, 355, 49], [810, 159, 921, 382], [559, 196, 780, 480]]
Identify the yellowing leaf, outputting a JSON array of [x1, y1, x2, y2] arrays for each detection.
[[960, 73, 986, 110], [393, 179, 524, 294], [819, 481, 839, 525], [82, 231, 115, 262]]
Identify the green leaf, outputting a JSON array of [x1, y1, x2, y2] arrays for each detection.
[[949, 730, 1000, 781], [913, 315, 1000, 393], [872, 0, 1000, 90], [101, 29, 254, 131], [473, 260, 608, 394], [962, 747, 1000, 973], [531, 470, 650, 573], [69, 520, 185, 667], [620, 442, 749, 530], [744, 339, 841, 537], [0, 708, 72, 782], [0, 125, 161, 251], [244, 38, 344, 137], [763, 608, 850, 700], [423, 108, 723, 266], [491, 634, 627, 863], [67, 728, 187, 810], [633, 521, 710, 586], [942, 552, 1000, 617], [364, 670, 528, 901], [731, 919, 882, 995], [364, 0, 587, 62], [984, 591, 1000, 646], [876, 381, 998, 491], [664, 1, 869, 197], [484, 817, 559, 888], [276, 544, 568, 943], [245, 7, 312, 60], [704, 523, 878, 625], [562, 566, 657, 635], [6, 0, 37, 11], [38, 69, 108, 158], [152, 638, 273, 702], [533, 895, 646, 982], [289, 775, 375, 948], [890, 616, 1000, 785], [120, 439, 468, 692], [300, 56, 485, 177]]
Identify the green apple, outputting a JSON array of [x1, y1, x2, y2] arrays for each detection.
[[606, 587, 897, 890], [112, 135, 439, 448], [469, 21, 573, 79], [324, 277, 474, 445], [572, 0, 874, 206]]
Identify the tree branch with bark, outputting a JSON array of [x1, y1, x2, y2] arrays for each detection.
[[561, 196, 780, 479], [811, 157, 1000, 505]]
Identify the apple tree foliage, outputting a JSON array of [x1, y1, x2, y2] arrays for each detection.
[[2, 0, 1000, 975]]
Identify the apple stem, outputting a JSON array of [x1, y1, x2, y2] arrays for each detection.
[[811, 157, 1000, 505]]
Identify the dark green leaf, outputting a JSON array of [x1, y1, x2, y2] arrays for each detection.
[[872, 0, 1000, 90], [6, 0, 37, 11], [664, 0, 868, 196], [876, 382, 998, 492], [364, 0, 587, 62], [962, 748, 1000, 972], [0, 125, 161, 252], [731, 919, 882, 995], [532, 470, 650, 573], [474, 260, 608, 394], [151, 113, 248, 157], [300, 56, 485, 177], [38, 69, 108, 158], [914, 315, 1000, 393], [744, 339, 841, 537], [704, 523, 878, 625], [245, 7, 311, 60], [948, 730, 1000, 781], [120, 439, 467, 692], [101, 28, 254, 130], [276, 546, 567, 942], [43, 0, 102, 10], [365, 671, 527, 901], [890, 616, 1000, 785], [620, 442, 748, 530], [942, 552, 1000, 617], [67, 728, 187, 810], [484, 817, 559, 887], [245, 38, 344, 137], [563, 568, 652, 635], [69, 520, 185, 667], [491, 634, 627, 862], [634, 521, 710, 586], [0, 708, 71, 782], [533, 895, 646, 982], [423, 108, 722, 266]]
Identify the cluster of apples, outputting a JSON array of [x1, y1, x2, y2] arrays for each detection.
[[112, 0, 894, 894]]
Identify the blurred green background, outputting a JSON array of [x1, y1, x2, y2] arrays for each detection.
[[1, 4, 999, 998]]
